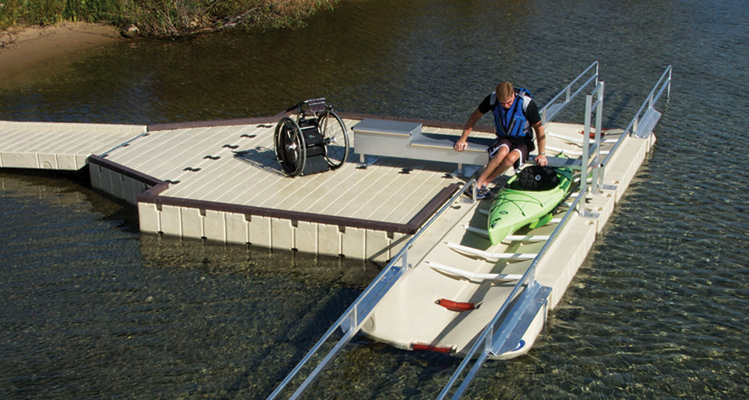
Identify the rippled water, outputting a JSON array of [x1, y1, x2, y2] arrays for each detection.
[[1, 0, 747, 398]]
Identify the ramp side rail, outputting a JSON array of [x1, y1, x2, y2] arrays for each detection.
[[602, 65, 672, 168], [267, 178, 477, 400], [597, 65, 671, 192], [540, 61, 599, 125]]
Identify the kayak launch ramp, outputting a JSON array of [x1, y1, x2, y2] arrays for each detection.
[[268, 63, 672, 399]]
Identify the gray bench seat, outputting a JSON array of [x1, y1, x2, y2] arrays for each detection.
[[352, 118, 580, 173], [352, 118, 492, 167]]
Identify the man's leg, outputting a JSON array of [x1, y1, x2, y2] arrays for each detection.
[[477, 146, 509, 188], [478, 149, 521, 187]]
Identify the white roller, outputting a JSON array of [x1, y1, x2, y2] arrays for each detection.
[[427, 261, 523, 282], [446, 242, 537, 262]]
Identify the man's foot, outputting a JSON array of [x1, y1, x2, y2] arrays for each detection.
[[465, 185, 492, 200], [477, 186, 493, 200]]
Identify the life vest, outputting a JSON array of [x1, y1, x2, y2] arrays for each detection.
[[492, 88, 533, 139]]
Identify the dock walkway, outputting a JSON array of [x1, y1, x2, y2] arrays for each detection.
[[0, 121, 145, 170]]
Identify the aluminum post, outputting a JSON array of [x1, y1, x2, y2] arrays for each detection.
[[579, 94, 592, 216]]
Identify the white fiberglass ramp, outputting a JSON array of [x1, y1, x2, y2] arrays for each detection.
[[359, 191, 556, 359], [358, 119, 619, 359]]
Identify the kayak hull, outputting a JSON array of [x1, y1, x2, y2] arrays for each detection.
[[488, 168, 573, 245]]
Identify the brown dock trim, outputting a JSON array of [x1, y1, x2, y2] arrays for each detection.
[[89, 154, 460, 235]]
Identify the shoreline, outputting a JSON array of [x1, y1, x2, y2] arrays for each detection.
[[0, 22, 123, 78]]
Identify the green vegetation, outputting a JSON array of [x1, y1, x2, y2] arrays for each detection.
[[0, 0, 338, 37]]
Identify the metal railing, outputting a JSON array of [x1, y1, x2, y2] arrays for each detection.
[[267, 178, 477, 400], [578, 81, 605, 213], [602, 65, 672, 168], [540, 61, 599, 125]]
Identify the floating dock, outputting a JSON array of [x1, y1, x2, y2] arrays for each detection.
[[0, 120, 146, 170], [0, 62, 671, 399], [88, 115, 490, 262]]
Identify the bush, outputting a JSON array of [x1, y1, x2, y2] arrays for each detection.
[[63, 0, 125, 23], [0, 0, 337, 36], [119, 0, 337, 37], [1, 1, 25, 31]]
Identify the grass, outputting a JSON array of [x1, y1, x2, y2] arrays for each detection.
[[0, 0, 338, 37]]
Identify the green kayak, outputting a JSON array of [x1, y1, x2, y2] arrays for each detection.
[[487, 166, 574, 245]]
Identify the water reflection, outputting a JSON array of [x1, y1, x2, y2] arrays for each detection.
[[139, 233, 380, 288]]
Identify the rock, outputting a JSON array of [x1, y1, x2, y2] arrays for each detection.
[[121, 24, 139, 39]]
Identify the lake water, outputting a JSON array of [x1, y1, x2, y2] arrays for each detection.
[[1, 0, 747, 398]]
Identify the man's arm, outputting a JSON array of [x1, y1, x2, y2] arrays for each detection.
[[533, 122, 548, 166], [455, 108, 484, 152]]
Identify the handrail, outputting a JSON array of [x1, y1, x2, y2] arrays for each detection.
[[602, 65, 672, 167], [540, 61, 599, 125], [579, 81, 605, 205], [267, 178, 477, 399]]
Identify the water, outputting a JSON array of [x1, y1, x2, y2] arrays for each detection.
[[1, 0, 747, 398]]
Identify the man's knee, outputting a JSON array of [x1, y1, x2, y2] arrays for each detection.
[[503, 150, 519, 164]]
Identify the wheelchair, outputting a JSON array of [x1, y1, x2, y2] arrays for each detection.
[[274, 98, 350, 177]]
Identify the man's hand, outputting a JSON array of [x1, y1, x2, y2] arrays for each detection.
[[454, 138, 468, 152], [536, 154, 548, 167], [457, 108, 484, 153]]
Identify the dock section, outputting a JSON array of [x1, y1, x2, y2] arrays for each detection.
[[0, 121, 146, 170], [357, 121, 657, 360], [87, 116, 490, 261]]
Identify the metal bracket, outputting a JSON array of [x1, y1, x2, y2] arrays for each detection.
[[452, 164, 480, 179], [580, 210, 600, 219], [357, 155, 378, 168]]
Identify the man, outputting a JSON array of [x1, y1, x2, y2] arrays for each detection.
[[455, 81, 548, 199]]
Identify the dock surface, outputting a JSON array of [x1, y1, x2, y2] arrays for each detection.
[[83, 116, 496, 260], [0, 121, 145, 170], [100, 118, 462, 225]]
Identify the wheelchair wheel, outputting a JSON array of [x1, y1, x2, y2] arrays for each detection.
[[274, 117, 306, 177], [318, 110, 350, 169]]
